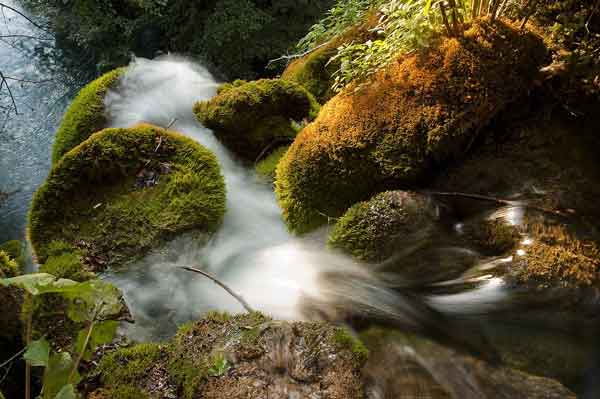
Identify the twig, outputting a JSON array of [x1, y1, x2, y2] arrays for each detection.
[[496, 0, 511, 19], [490, 0, 501, 21], [180, 266, 255, 313], [0, 70, 19, 115], [253, 137, 293, 167], [479, 0, 489, 16], [520, 0, 539, 29], [447, 0, 460, 34], [0, 2, 49, 33], [69, 303, 102, 383], [472, 0, 481, 19], [585, 0, 600, 36], [154, 136, 163, 152], [0, 346, 27, 369], [267, 41, 330, 68], [424, 190, 575, 217], [165, 117, 177, 130]]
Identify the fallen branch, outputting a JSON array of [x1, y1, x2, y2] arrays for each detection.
[[0, 70, 19, 115], [520, 0, 539, 29], [180, 266, 255, 313], [424, 190, 575, 218], [267, 41, 330, 68]]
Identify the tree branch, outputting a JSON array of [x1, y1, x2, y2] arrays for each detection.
[[0, 70, 19, 114], [179, 266, 255, 313], [267, 41, 330, 68], [0, 2, 49, 33]]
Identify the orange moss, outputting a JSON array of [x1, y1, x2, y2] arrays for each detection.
[[515, 223, 600, 287], [276, 18, 548, 234]]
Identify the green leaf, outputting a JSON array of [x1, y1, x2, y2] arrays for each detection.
[[54, 384, 76, 399], [24, 338, 50, 367], [57, 280, 125, 322], [74, 320, 119, 361], [0, 273, 76, 296], [42, 352, 80, 399], [423, 0, 433, 16]]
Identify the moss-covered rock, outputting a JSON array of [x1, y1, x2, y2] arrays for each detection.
[[328, 191, 440, 262], [194, 79, 320, 160], [255, 146, 289, 183], [30, 124, 226, 275], [51, 68, 124, 164], [511, 222, 600, 288], [0, 250, 18, 278], [87, 312, 366, 399], [281, 13, 379, 103], [461, 217, 521, 256], [0, 240, 24, 266], [276, 19, 548, 234]]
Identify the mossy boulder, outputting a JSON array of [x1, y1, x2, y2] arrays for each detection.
[[255, 146, 289, 183], [460, 217, 521, 256], [511, 221, 600, 288], [282, 13, 379, 103], [30, 124, 226, 275], [360, 327, 576, 398], [329, 191, 440, 262], [194, 79, 320, 160], [51, 68, 124, 164], [87, 312, 366, 399], [0, 250, 18, 278], [276, 19, 548, 234]]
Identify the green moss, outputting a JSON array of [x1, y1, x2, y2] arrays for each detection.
[[0, 251, 18, 279], [30, 124, 226, 271], [276, 20, 548, 234], [89, 387, 149, 399], [333, 327, 369, 366], [255, 146, 289, 183], [96, 343, 164, 389], [52, 68, 125, 164], [194, 78, 319, 160], [462, 218, 520, 255], [0, 240, 24, 265], [328, 191, 438, 262]]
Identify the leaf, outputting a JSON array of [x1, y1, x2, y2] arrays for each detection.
[[0, 273, 76, 296], [42, 352, 80, 399], [24, 338, 50, 367], [54, 384, 76, 399], [73, 320, 119, 361], [423, 0, 433, 16], [57, 280, 125, 322]]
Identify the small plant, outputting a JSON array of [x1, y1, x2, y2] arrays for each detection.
[[208, 352, 231, 377], [1, 273, 127, 399]]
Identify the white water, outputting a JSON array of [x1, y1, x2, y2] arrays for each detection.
[[101, 56, 509, 342]]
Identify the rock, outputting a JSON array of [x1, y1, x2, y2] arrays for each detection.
[[460, 216, 520, 256], [276, 18, 548, 234], [86, 312, 367, 399], [194, 79, 320, 160], [51, 68, 125, 164], [361, 327, 576, 399], [328, 191, 440, 262], [29, 124, 226, 276]]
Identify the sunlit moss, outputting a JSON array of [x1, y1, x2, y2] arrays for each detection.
[[51, 68, 125, 164], [30, 124, 226, 272], [276, 19, 548, 234], [0, 251, 18, 279], [194, 79, 319, 160], [462, 218, 520, 255]]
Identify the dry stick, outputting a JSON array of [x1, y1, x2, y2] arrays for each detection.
[[440, 2, 454, 37], [180, 266, 255, 313], [447, 0, 460, 34], [490, 0, 501, 21], [479, 0, 489, 16], [520, 0, 539, 29], [266, 41, 331, 68], [424, 191, 575, 218], [496, 0, 511, 19], [472, 0, 481, 19]]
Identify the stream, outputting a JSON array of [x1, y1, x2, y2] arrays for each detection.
[[1, 2, 598, 395]]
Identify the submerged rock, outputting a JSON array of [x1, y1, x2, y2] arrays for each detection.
[[51, 68, 125, 164], [361, 327, 576, 399], [86, 312, 367, 399], [29, 124, 226, 276], [276, 18, 548, 234], [194, 79, 320, 160], [328, 191, 440, 262]]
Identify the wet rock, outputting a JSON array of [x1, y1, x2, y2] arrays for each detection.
[[361, 327, 576, 399], [86, 312, 367, 399], [328, 191, 441, 263]]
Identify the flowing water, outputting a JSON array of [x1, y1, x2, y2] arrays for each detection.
[[1, 3, 598, 394]]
